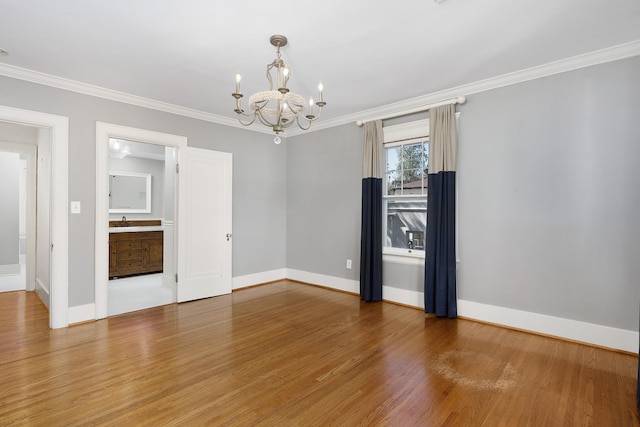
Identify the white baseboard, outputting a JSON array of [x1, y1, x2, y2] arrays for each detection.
[[232, 268, 287, 290], [382, 286, 425, 308], [0, 263, 21, 276], [283, 270, 638, 353], [68, 303, 96, 325], [35, 277, 50, 309], [456, 299, 639, 354], [286, 269, 359, 294]]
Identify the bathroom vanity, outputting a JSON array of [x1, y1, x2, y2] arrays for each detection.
[[109, 220, 163, 279]]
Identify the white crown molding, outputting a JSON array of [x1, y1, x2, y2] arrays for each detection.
[[0, 62, 273, 135], [288, 39, 640, 136], [1, 40, 639, 137]]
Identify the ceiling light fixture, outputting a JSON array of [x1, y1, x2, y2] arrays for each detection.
[[232, 35, 326, 135]]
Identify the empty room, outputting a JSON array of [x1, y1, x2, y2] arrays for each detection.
[[0, 0, 639, 425]]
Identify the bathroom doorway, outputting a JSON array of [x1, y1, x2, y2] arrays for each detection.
[[107, 138, 177, 316], [95, 122, 186, 319]]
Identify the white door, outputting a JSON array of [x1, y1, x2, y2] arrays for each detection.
[[177, 147, 232, 302]]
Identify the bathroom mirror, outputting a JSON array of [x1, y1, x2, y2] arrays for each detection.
[[109, 171, 151, 213]]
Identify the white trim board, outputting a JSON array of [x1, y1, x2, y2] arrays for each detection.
[[456, 299, 639, 354], [0, 264, 20, 275], [289, 40, 640, 135], [1, 41, 639, 137], [68, 303, 95, 325], [286, 269, 359, 295], [233, 269, 287, 290], [285, 270, 638, 353]]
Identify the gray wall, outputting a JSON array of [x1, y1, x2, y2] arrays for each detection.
[[0, 152, 20, 266], [286, 123, 362, 279], [287, 56, 640, 332], [108, 156, 165, 220], [0, 75, 287, 307], [457, 56, 640, 331]]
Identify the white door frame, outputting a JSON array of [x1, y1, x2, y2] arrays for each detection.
[[0, 105, 69, 329], [95, 122, 187, 319]]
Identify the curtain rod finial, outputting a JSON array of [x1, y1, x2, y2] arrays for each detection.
[[356, 120, 364, 127], [455, 96, 467, 104]]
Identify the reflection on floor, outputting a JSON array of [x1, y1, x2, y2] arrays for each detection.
[[0, 263, 25, 292], [108, 273, 173, 316]]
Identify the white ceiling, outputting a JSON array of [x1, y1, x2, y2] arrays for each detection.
[[1, 0, 639, 131]]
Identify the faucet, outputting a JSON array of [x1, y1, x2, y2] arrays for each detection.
[[121, 215, 127, 226]]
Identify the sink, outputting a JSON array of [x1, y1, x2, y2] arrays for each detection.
[[109, 226, 164, 233]]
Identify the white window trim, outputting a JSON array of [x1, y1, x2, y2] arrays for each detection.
[[381, 113, 461, 261], [382, 119, 429, 259]]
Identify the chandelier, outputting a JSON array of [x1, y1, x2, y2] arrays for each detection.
[[232, 35, 326, 139]]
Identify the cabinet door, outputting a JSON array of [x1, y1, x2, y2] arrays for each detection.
[[143, 239, 163, 270]]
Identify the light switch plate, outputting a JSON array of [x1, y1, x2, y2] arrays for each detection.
[[70, 201, 81, 214]]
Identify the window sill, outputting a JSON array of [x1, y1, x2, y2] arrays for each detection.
[[383, 249, 425, 266]]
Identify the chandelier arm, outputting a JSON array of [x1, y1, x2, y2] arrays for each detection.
[[236, 114, 258, 127], [283, 99, 304, 115], [255, 108, 279, 128], [295, 115, 313, 131], [266, 62, 275, 91], [310, 106, 324, 121]]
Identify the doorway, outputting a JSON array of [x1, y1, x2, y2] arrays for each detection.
[[95, 122, 187, 319], [0, 106, 68, 329], [95, 122, 234, 319], [107, 138, 176, 315], [0, 142, 34, 294]]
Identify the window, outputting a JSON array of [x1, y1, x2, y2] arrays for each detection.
[[383, 119, 429, 257]]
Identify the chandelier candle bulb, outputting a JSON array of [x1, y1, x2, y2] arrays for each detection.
[[318, 82, 324, 102], [235, 72, 241, 93]]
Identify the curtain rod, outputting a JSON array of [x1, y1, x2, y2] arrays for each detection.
[[356, 96, 466, 126]]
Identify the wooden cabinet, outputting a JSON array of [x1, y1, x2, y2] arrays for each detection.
[[109, 231, 163, 279]]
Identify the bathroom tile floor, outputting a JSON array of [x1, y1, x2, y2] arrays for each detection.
[[108, 273, 174, 316]]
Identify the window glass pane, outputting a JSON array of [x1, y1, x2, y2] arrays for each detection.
[[386, 146, 401, 173], [403, 169, 423, 194], [402, 144, 424, 174], [386, 199, 427, 250], [387, 170, 401, 195], [423, 142, 429, 175]]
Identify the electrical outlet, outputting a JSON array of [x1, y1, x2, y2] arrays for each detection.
[[346, 259, 352, 269]]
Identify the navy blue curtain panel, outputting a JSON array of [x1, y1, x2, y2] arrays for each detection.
[[425, 171, 457, 318], [360, 177, 383, 302]]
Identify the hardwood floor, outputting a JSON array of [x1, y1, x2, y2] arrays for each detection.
[[0, 281, 638, 426]]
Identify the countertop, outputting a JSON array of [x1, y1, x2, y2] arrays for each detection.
[[108, 226, 164, 233]]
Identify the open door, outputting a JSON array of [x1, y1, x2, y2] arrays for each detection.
[[177, 147, 232, 302]]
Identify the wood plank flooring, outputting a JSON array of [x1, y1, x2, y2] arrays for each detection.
[[0, 281, 638, 426]]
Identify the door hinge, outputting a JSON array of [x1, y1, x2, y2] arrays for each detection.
[[175, 273, 178, 282], [176, 163, 180, 173]]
